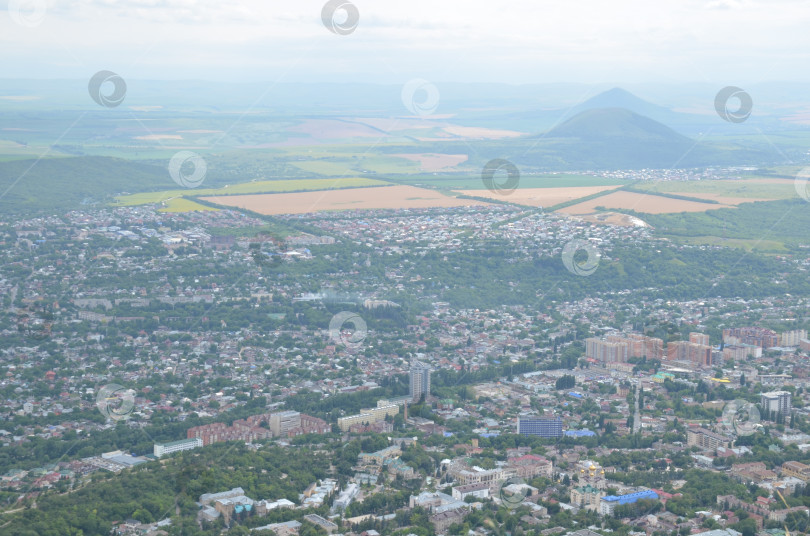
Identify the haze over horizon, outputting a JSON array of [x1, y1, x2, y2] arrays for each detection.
[[3, 0, 810, 85]]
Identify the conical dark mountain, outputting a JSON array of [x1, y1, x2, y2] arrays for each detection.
[[572, 88, 675, 121], [509, 107, 770, 170], [546, 108, 691, 143]]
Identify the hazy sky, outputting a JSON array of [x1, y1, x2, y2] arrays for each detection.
[[3, 0, 810, 84]]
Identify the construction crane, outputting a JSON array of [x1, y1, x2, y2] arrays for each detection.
[[775, 488, 791, 536]]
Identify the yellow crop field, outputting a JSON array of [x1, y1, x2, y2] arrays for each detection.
[[158, 198, 218, 213]]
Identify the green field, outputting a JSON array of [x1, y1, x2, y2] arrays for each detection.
[[632, 178, 797, 200], [641, 199, 810, 251], [114, 177, 389, 206]]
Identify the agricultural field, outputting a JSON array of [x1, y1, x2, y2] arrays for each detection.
[[397, 173, 628, 190], [631, 178, 797, 204], [392, 153, 469, 172], [560, 190, 733, 215], [113, 177, 388, 207], [458, 185, 621, 207], [201, 185, 491, 215], [157, 198, 218, 213]]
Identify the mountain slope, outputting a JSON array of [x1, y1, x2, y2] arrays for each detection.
[[507, 107, 772, 170], [546, 107, 691, 143], [572, 88, 679, 123], [0, 156, 172, 214]]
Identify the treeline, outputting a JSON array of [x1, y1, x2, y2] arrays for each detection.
[[2, 443, 331, 536]]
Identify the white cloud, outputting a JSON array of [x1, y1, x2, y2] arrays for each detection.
[[2, 0, 810, 83]]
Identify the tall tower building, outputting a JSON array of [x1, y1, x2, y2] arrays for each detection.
[[761, 391, 792, 420], [410, 360, 431, 402]]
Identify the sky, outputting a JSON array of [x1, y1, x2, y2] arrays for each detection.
[[2, 0, 810, 85]]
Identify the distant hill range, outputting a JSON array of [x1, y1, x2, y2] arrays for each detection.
[[570, 87, 692, 128], [504, 106, 777, 170], [0, 156, 171, 214]]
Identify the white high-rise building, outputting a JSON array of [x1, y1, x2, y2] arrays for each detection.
[[409, 360, 431, 402], [761, 391, 792, 419]]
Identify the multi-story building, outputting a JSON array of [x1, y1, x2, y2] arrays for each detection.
[[337, 403, 399, 432], [606, 333, 664, 360], [686, 427, 731, 450], [781, 461, 810, 481], [517, 416, 563, 438], [188, 411, 328, 445], [410, 360, 431, 401], [731, 462, 777, 484], [270, 411, 301, 437], [761, 391, 792, 420], [571, 484, 606, 511], [585, 338, 629, 364], [154, 437, 202, 458], [723, 344, 762, 361], [723, 327, 779, 349], [780, 330, 808, 347], [359, 445, 402, 466], [666, 341, 712, 368], [507, 454, 553, 479], [599, 490, 658, 516], [689, 332, 710, 346], [451, 483, 490, 501]]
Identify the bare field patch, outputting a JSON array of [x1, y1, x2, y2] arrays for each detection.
[[459, 186, 619, 207], [287, 119, 391, 141], [442, 126, 525, 139], [201, 185, 490, 215], [559, 191, 734, 215], [394, 153, 468, 171]]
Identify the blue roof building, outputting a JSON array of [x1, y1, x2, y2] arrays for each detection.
[[565, 429, 596, 438], [599, 490, 658, 515]]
